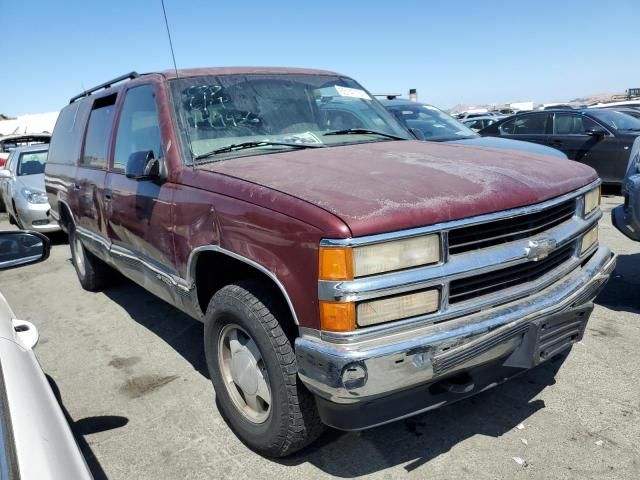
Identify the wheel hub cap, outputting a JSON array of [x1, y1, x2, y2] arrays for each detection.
[[230, 350, 258, 395], [218, 324, 272, 424]]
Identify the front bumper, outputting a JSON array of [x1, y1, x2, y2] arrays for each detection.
[[295, 246, 615, 429], [613, 173, 640, 241], [15, 200, 60, 233]]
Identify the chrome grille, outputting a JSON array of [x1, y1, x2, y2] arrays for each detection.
[[449, 242, 576, 304], [448, 199, 576, 254]]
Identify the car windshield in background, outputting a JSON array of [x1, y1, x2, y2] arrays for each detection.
[[0, 136, 50, 153], [589, 109, 640, 131], [169, 74, 411, 161], [386, 104, 478, 141], [17, 151, 47, 176]]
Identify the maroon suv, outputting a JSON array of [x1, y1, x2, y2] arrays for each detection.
[[45, 67, 615, 457]]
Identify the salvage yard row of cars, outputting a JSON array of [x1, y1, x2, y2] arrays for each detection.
[[0, 67, 639, 474]]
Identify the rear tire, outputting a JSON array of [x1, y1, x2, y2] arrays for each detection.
[[69, 226, 111, 291], [204, 281, 323, 457]]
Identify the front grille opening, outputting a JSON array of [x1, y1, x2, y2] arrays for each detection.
[[449, 242, 575, 304], [448, 199, 576, 254]]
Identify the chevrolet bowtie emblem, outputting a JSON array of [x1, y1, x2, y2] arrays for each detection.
[[526, 238, 557, 261]]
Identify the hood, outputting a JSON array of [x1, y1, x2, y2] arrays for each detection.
[[205, 140, 597, 237], [449, 136, 568, 159], [16, 173, 46, 192]]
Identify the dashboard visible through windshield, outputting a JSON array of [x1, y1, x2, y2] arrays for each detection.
[[169, 74, 411, 162], [386, 103, 478, 141]]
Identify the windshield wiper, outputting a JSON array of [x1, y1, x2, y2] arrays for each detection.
[[323, 128, 406, 141], [194, 141, 325, 162]]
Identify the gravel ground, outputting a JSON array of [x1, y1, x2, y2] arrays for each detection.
[[0, 194, 638, 480]]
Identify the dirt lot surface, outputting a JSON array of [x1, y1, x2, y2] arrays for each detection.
[[0, 194, 638, 479]]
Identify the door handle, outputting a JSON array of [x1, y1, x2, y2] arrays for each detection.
[[551, 141, 563, 147], [104, 188, 113, 201], [73, 183, 81, 190]]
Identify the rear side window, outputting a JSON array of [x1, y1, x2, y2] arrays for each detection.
[[500, 113, 549, 135], [81, 94, 117, 169], [48, 101, 90, 165], [554, 113, 599, 135], [113, 85, 162, 172]]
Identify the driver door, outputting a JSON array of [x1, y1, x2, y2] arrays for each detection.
[[105, 83, 176, 300]]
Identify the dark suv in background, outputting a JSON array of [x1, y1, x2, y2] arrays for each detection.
[[479, 109, 640, 185]]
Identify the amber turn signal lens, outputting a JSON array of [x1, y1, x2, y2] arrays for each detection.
[[319, 247, 354, 281], [319, 301, 356, 332]]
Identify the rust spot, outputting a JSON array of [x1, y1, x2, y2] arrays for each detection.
[[119, 374, 178, 398]]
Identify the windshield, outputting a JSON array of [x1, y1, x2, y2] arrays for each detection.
[[169, 74, 411, 161], [589, 109, 640, 131], [17, 151, 47, 176], [386, 103, 478, 141]]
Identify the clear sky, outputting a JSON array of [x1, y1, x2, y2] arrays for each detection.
[[1, 0, 639, 116]]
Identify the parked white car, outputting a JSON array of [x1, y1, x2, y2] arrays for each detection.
[[0, 230, 92, 479], [0, 145, 59, 233]]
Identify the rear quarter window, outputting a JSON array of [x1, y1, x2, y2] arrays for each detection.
[[48, 100, 91, 165]]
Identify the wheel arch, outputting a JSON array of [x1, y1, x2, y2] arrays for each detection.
[[56, 199, 75, 233], [188, 246, 300, 329]]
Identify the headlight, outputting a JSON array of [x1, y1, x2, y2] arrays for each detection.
[[319, 234, 441, 281], [356, 289, 440, 327], [21, 189, 48, 204], [319, 289, 441, 331], [580, 226, 598, 254], [583, 186, 600, 216]]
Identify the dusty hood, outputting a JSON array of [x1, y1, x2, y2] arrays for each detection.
[[448, 136, 568, 159], [206, 140, 598, 237]]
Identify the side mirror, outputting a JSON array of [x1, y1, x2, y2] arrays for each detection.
[[125, 150, 166, 182], [409, 128, 425, 141], [0, 169, 12, 179], [0, 231, 50, 270], [586, 128, 607, 138]]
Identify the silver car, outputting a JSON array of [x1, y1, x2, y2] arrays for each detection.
[[0, 230, 92, 479], [0, 145, 59, 233]]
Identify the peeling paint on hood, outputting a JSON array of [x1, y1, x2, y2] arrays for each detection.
[[205, 140, 598, 237]]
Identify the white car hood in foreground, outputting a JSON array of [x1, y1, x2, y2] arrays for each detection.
[[0, 290, 92, 479]]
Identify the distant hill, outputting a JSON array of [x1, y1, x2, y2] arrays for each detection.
[[447, 92, 626, 113]]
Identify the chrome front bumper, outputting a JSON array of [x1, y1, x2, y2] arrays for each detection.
[[296, 246, 615, 408]]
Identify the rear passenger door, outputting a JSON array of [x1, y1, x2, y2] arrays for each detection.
[[549, 113, 620, 182], [497, 113, 552, 146], [75, 93, 117, 260], [105, 84, 176, 300]]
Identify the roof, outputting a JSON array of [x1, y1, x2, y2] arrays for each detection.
[[379, 98, 426, 107], [69, 67, 348, 103], [0, 133, 51, 143], [9, 144, 49, 155], [158, 66, 344, 80], [461, 116, 498, 120]]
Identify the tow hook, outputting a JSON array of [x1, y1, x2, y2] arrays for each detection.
[[438, 372, 475, 394]]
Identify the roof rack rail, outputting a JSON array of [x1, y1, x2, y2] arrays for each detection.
[[69, 71, 140, 104]]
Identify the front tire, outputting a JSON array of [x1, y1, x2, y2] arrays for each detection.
[[204, 281, 323, 457], [69, 226, 111, 291]]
